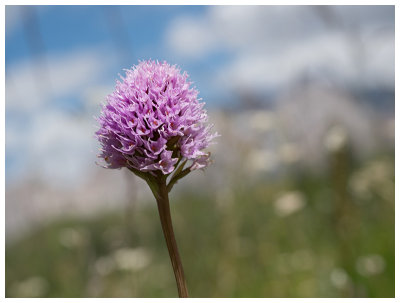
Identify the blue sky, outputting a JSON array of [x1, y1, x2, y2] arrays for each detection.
[[6, 5, 394, 111], [5, 5, 232, 186], [6, 6, 231, 109], [6, 6, 205, 65], [5, 5, 394, 187]]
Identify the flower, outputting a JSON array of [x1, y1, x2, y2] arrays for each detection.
[[96, 60, 217, 176]]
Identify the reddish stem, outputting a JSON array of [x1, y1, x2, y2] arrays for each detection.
[[156, 180, 189, 298]]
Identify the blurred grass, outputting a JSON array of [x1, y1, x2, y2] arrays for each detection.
[[5, 152, 394, 297]]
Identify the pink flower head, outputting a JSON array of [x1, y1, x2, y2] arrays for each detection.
[[96, 60, 217, 176]]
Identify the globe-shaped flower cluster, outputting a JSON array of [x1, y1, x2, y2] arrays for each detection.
[[96, 60, 217, 177]]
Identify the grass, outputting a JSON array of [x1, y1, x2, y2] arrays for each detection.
[[5, 152, 394, 297]]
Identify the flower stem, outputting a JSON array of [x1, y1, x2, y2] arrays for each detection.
[[155, 180, 189, 298]]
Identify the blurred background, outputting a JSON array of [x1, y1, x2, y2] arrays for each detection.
[[5, 5, 394, 298]]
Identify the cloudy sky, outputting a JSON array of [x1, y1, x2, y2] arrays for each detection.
[[5, 5, 394, 187]]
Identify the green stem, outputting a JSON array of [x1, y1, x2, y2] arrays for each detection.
[[155, 179, 189, 298]]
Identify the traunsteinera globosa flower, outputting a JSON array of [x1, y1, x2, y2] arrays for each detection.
[[95, 60, 218, 297]]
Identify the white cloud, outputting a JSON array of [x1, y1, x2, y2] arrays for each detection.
[[210, 6, 325, 52], [219, 32, 356, 91], [361, 30, 395, 89], [20, 109, 96, 187], [6, 48, 110, 110], [165, 6, 394, 91], [166, 6, 325, 58], [6, 109, 98, 188], [166, 15, 217, 58], [5, 47, 113, 187]]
